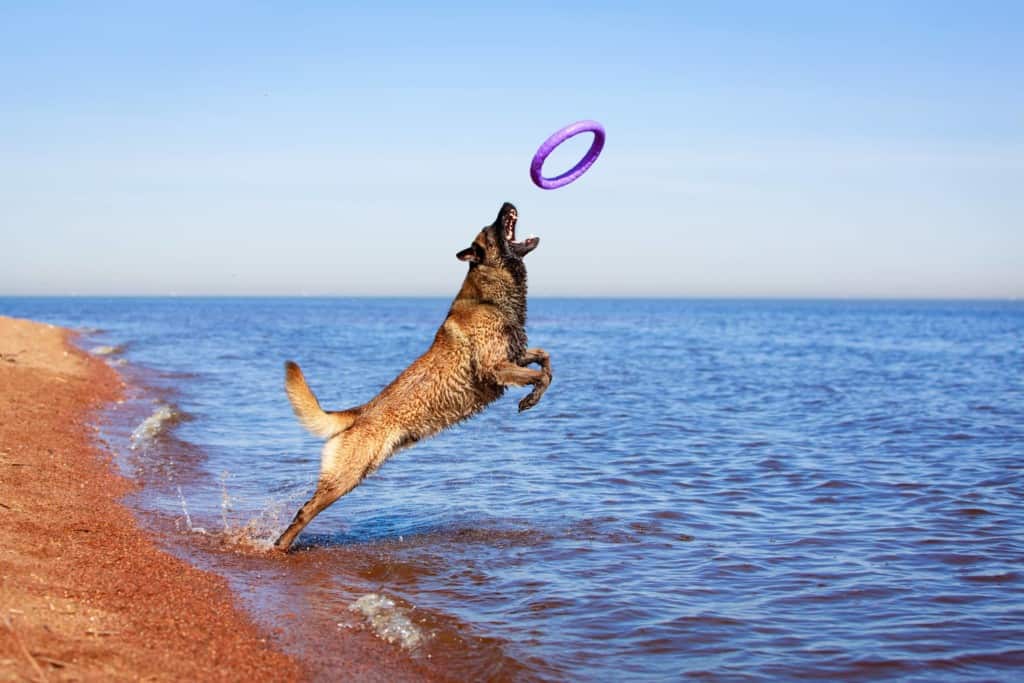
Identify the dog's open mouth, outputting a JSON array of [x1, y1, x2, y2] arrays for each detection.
[[503, 206, 539, 258]]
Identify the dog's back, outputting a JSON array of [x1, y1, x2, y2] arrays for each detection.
[[285, 295, 517, 443]]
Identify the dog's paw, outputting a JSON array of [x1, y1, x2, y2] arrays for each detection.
[[518, 392, 540, 412]]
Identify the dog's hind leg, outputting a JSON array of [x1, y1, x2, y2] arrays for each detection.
[[273, 429, 397, 552], [273, 438, 365, 552], [274, 482, 345, 552]]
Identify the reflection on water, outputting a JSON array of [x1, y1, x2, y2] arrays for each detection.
[[4, 296, 1023, 681]]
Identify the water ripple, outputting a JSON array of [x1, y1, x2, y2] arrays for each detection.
[[8, 297, 1022, 682]]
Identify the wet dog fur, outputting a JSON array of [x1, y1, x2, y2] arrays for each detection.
[[274, 202, 550, 551]]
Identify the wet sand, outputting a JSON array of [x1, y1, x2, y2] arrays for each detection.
[[0, 316, 306, 681]]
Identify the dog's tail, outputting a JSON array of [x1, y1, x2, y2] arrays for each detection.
[[284, 361, 357, 439]]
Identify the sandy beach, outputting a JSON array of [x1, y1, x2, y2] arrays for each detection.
[[0, 316, 303, 681]]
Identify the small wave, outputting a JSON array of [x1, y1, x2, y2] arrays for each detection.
[[961, 571, 1019, 584], [349, 593, 426, 650], [130, 403, 186, 449], [812, 479, 862, 490], [942, 432, 974, 441], [90, 343, 126, 356], [925, 553, 985, 567], [954, 507, 991, 517]]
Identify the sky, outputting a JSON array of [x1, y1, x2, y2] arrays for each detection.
[[1, 1, 1021, 298]]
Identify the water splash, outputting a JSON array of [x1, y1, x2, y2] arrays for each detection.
[[130, 403, 183, 449], [204, 478, 310, 552], [219, 471, 232, 533], [176, 486, 207, 534], [349, 593, 426, 650]]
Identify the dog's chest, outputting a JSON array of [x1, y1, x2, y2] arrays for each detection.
[[505, 323, 528, 361]]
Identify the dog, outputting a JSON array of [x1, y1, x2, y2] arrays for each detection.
[[274, 202, 551, 551]]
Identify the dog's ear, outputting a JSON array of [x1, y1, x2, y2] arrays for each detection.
[[456, 243, 482, 263]]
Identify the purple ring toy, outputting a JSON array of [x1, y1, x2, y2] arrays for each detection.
[[530, 120, 605, 190]]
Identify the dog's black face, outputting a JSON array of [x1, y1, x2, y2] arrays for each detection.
[[457, 202, 539, 266]]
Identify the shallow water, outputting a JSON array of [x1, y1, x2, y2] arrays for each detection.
[[3, 297, 1023, 681]]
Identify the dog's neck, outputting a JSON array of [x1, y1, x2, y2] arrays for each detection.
[[453, 261, 528, 327]]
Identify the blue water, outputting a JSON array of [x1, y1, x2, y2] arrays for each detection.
[[3, 297, 1023, 681]]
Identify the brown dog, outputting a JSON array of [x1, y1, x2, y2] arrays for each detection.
[[274, 202, 551, 551]]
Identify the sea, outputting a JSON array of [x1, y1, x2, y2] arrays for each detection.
[[2, 297, 1022, 681]]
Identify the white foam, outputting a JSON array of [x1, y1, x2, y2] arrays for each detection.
[[130, 403, 179, 449], [349, 593, 425, 650], [90, 344, 122, 356]]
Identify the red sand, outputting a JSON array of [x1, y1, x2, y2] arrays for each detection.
[[0, 316, 308, 680]]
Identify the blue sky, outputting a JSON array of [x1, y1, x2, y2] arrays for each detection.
[[1, 1, 1021, 297]]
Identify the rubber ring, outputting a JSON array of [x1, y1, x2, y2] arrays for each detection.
[[530, 120, 606, 190]]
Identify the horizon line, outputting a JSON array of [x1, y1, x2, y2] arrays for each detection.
[[2, 294, 1021, 303]]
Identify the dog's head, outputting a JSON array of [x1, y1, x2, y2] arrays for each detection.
[[456, 202, 539, 268]]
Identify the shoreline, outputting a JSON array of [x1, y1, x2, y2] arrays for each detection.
[[0, 315, 305, 680]]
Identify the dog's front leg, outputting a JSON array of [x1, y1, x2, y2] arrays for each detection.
[[493, 354, 551, 412], [519, 347, 551, 372], [516, 348, 552, 412]]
